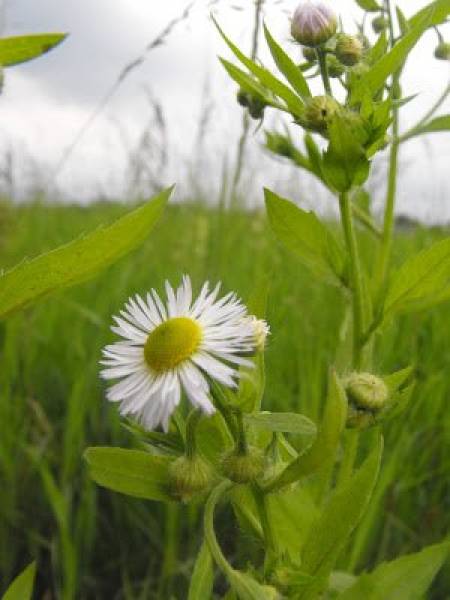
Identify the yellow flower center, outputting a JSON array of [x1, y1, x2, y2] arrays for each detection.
[[144, 317, 202, 373]]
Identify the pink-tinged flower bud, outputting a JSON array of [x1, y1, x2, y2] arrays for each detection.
[[291, 1, 337, 48]]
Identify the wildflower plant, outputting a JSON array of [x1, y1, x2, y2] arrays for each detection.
[[80, 0, 450, 598]]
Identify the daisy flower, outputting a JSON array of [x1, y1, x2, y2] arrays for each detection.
[[100, 275, 266, 432]]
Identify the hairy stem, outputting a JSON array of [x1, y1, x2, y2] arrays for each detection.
[[204, 481, 234, 576], [339, 192, 365, 370], [251, 484, 278, 573], [317, 48, 332, 95]]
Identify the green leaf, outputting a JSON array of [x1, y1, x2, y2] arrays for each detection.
[[323, 115, 370, 193], [244, 412, 317, 436], [215, 19, 305, 118], [188, 542, 215, 600], [264, 188, 346, 285], [263, 24, 311, 99], [404, 114, 450, 140], [396, 7, 410, 35], [409, 0, 450, 29], [265, 369, 347, 492], [352, 10, 432, 101], [84, 447, 174, 502], [383, 366, 414, 395], [0, 187, 172, 319], [236, 352, 266, 413], [0, 34, 67, 67], [298, 433, 383, 599], [338, 541, 450, 600], [219, 59, 273, 103], [383, 237, 450, 317], [355, 0, 381, 11], [2, 562, 36, 600]]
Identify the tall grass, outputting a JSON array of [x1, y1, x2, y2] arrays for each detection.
[[1, 199, 449, 598]]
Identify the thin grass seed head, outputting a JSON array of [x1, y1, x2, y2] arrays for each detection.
[[291, 0, 337, 47], [100, 275, 268, 432]]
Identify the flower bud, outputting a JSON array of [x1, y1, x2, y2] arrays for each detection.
[[169, 455, 213, 502], [372, 16, 388, 33], [302, 46, 317, 62], [335, 34, 363, 66], [344, 372, 389, 429], [291, 1, 337, 48], [221, 447, 265, 483], [248, 96, 266, 120], [345, 372, 389, 410], [237, 88, 251, 108], [434, 42, 450, 61], [327, 54, 345, 78], [303, 95, 340, 134]]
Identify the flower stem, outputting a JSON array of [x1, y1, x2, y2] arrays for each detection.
[[185, 409, 202, 459], [204, 480, 234, 576], [251, 484, 278, 574], [339, 191, 365, 370], [317, 48, 332, 95]]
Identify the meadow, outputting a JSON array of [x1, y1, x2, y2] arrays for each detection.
[[1, 198, 449, 599]]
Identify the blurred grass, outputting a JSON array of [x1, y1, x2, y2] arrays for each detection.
[[0, 198, 449, 598]]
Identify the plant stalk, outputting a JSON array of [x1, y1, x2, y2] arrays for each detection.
[[339, 191, 365, 370], [317, 48, 332, 95]]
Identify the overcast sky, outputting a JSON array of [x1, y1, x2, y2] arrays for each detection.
[[0, 0, 449, 221]]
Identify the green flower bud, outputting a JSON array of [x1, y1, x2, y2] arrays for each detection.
[[327, 54, 345, 78], [291, 1, 337, 48], [335, 34, 363, 66], [221, 447, 265, 484], [248, 96, 266, 120], [303, 95, 340, 133], [434, 42, 450, 61], [345, 372, 389, 410], [344, 372, 389, 429], [302, 46, 317, 62], [372, 16, 388, 34], [237, 88, 251, 107], [169, 455, 213, 502]]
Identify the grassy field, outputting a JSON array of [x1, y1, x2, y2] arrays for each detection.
[[1, 198, 449, 599]]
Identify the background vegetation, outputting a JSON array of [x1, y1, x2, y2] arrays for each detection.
[[1, 199, 449, 598]]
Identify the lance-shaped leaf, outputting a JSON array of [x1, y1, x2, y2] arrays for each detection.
[[244, 412, 317, 437], [323, 115, 370, 193], [263, 24, 311, 100], [84, 447, 174, 502], [0, 187, 172, 319], [188, 542, 215, 600], [214, 18, 305, 118], [351, 10, 432, 101], [409, 0, 450, 29], [264, 189, 346, 285], [355, 0, 381, 11], [2, 562, 36, 600], [0, 33, 67, 67], [264, 369, 347, 492], [403, 114, 450, 141], [298, 433, 383, 599], [383, 237, 450, 318], [338, 541, 450, 600]]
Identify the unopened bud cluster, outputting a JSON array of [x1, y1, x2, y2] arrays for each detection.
[[221, 447, 265, 483]]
